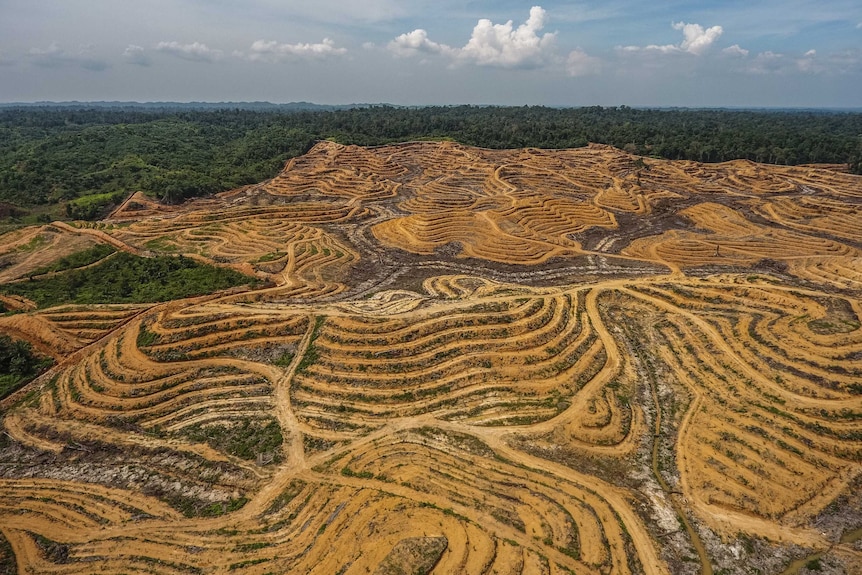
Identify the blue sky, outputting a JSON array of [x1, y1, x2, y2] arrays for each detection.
[[1, 1, 860, 106]]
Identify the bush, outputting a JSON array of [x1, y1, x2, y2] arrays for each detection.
[[0, 334, 53, 398]]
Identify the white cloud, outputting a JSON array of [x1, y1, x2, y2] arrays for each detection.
[[566, 49, 601, 76], [123, 44, 151, 67], [246, 38, 347, 62], [722, 44, 749, 57], [621, 43, 678, 54], [388, 6, 558, 69], [388, 29, 454, 58], [29, 43, 109, 71], [857, 22, 862, 29], [156, 41, 222, 62], [620, 21, 722, 56], [674, 22, 723, 55], [459, 6, 557, 68]]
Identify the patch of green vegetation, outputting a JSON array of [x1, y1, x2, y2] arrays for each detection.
[[296, 316, 325, 374], [136, 323, 159, 347], [556, 545, 580, 560], [233, 542, 271, 552], [264, 479, 307, 515], [0, 529, 16, 575], [143, 236, 180, 252], [182, 418, 283, 461], [296, 346, 319, 374], [341, 466, 374, 479], [256, 251, 285, 263], [229, 558, 269, 570], [1, 252, 257, 308], [29, 244, 116, 276], [0, 334, 53, 399], [29, 533, 69, 564], [273, 349, 294, 367], [15, 234, 48, 253], [808, 318, 861, 335], [65, 190, 124, 220], [184, 496, 249, 519]]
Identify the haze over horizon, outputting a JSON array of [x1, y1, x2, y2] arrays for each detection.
[[1, 1, 861, 108]]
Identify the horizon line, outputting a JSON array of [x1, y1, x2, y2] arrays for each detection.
[[1, 100, 862, 112]]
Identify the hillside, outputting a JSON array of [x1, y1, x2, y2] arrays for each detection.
[[0, 141, 860, 575], [2, 106, 860, 223]]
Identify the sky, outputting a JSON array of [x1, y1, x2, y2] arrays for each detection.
[[1, 1, 861, 107]]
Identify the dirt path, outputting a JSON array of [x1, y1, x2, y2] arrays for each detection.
[[275, 315, 315, 467], [50, 221, 146, 256]]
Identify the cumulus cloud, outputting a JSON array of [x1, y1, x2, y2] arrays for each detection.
[[388, 6, 559, 69], [123, 44, 152, 67], [459, 6, 557, 68], [620, 21, 722, 56], [156, 41, 222, 62], [388, 29, 454, 58], [722, 44, 749, 57], [674, 22, 723, 55], [246, 38, 347, 62], [566, 49, 601, 76], [29, 43, 109, 71]]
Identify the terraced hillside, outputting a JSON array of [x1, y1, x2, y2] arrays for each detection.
[[1, 141, 861, 575]]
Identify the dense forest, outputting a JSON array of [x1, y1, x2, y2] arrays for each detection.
[[1, 105, 860, 218]]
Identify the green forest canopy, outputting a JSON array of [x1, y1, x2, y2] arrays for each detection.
[[0, 334, 52, 399], [1, 252, 259, 308], [1, 105, 860, 214]]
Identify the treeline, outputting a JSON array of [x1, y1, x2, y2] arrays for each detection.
[[1, 106, 860, 212]]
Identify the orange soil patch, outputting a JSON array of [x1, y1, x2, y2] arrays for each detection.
[[623, 202, 860, 270], [0, 224, 106, 283]]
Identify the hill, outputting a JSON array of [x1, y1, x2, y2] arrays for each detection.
[[2, 106, 860, 226], [0, 141, 860, 574]]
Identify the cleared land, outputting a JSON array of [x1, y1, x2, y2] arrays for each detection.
[[0, 141, 860, 575]]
